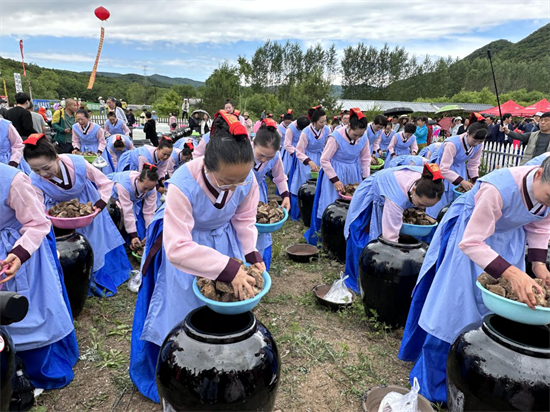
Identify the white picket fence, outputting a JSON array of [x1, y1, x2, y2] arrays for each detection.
[[481, 141, 525, 173]]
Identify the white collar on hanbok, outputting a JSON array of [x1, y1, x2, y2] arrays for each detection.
[[526, 169, 545, 215], [50, 160, 70, 186]]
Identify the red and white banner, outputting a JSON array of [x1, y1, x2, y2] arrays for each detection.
[[19, 39, 26, 77], [87, 27, 105, 90]]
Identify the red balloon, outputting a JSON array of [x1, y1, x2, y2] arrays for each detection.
[[94, 6, 110, 21]]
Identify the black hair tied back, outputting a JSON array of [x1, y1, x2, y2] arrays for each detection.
[[139, 167, 159, 183], [255, 123, 281, 151], [468, 122, 489, 140], [23, 136, 57, 161], [205, 116, 254, 172]]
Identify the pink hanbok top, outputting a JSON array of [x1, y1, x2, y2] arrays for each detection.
[[163, 158, 260, 281], [321, 128, 371, 180], [193, 138, 206, 159], [72, 122, 106, 153], [458, 167, 550, 277], [382, 169, 422, 242], [115, 171, 156, 237], [138, 146, 170, 178], [33, 154, 113, 210], [7, 173, 51, 264], [4, 121, 24, 166], [440, 135, 482, 184], [295, 127, 325, 164]]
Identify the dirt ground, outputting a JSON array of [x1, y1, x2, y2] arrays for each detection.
[[32, 218, 415, 412]]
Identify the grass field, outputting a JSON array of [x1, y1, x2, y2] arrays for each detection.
[[32, 217, 415, 412]]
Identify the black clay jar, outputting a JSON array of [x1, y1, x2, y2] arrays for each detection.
[[436, 204, 450, 223], [447, 314, 550, 411], [55, 228, 93, 318], [107, 197, 123, 233], [321, 199, 350, 262], [298, 179, 317, 227], [359, 235, 427, 327], [156, 306, 280, 411]]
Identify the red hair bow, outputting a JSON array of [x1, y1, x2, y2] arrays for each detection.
[[23, 133, 46, 146], [229, 122, 248, 137], [424, 163, 443, 181], [185, 141, 194, 151], [287, 109, 293, 114], [143, 162, 158, 172], [262, 118, 277, 128], [115, 134, 122, 141], [162, 135, 173, 142], [350, 107, 365, 120]]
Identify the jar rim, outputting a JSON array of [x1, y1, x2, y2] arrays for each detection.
[[54, 228, 77, 240], [183, 306, 257, 344], [377, 235, 422, 249], [483, 314, 550, 359]]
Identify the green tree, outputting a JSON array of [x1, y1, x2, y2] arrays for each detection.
[[200, 62, 240, 115], [152, 89, 181, 115], [126, 83, 147, 104]]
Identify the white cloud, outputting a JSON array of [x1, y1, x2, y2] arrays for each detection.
[[0, 0, 546, 45]]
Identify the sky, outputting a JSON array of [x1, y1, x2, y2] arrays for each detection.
[[0, 0, 548, 84]]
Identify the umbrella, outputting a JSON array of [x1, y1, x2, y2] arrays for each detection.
[[427, 119, 437, 126], [383, 107, 413, 116], [435, 104, 464, 114], [191, 109, 210, 117]]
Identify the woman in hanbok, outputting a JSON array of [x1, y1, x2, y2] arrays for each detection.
[[376, 122, 396, 157], [364, 115, 388, 155], [425, 122, 486, 218], [0, 117, 31, 173], [102, 134, 135, 174], [104, 111, 130, 137], [23, 134, 131, 297], [387, 123, 419, 158], [108, 165, 158, 249], [115, 137, 173, 181], [277, 109, 293, 150], [130, 111, 264, 403], [252, 119, 290, 269], [305, 108, 370, 245], [289, 107, 329, 221], [0, 161, 78, 389], [385, 154, 428, 169], [71, 109, 105, 155], [418, 142, 442, 160], [167, 140, 194, 177], [344, 163, 444, 292], [282, 115, 310, 174], [399, 158, 550, 404]]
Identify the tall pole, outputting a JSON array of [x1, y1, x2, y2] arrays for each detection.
[[487, 49, 503, 121]]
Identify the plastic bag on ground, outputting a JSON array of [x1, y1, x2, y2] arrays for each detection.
[[378, 377, 420, 412], [128, 270, 142, 293], [323, 272, 353, 304]]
